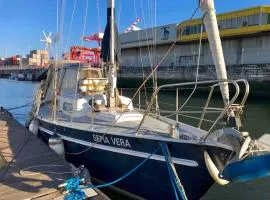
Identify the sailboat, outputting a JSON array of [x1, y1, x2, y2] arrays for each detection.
[[28, 0, 270, 199]]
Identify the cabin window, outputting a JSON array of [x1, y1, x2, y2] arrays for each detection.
[[45, 70, 61, 101], [60, 68, 78, 96], [268, 14, 270, 24], [63, 102, 73, 112], [45, 77, 53, 101], [89, 99, 94, 107]]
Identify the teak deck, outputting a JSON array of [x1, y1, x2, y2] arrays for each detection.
[[0, 108, 110, 200]]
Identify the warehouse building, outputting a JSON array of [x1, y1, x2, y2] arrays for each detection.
[[119, 5, 270, 68]]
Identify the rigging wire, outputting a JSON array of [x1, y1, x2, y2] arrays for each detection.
[[65, 0, 77, 53], [171, 10, 205, 116], [52, 0, 59, 120], [70, 0, 89, 124], [51, 0, 65, 122], [133, 0, 148, 104], [117, 0, 122, 27], [60, 0, 66, 56], [96, 0, 101, 32], [140, 0, 155, 90], [53, 0, 66, 123], [153, 0, 159, 112]]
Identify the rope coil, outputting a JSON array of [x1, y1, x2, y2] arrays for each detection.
[[64, 178, 86, 200]]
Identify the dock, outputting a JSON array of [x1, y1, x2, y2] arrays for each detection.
[[0, 108, 110, 200]]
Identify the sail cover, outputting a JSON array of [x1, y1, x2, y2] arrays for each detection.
[[101, 7, 121, 63], [200, 0, 230, 105]]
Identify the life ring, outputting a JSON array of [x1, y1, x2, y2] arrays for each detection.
[[204, 151, 230, 185], [238, 136, 251, 159]]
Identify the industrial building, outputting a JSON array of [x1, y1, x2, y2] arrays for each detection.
[[119, 5, 270, 68]]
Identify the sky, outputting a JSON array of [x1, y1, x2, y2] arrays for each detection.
[[0, 0, 269, 57]]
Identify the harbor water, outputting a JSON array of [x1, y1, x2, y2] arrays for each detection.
[[1, 78, 270, 199]]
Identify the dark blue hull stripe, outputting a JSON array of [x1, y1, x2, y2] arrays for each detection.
[[39, 126, 198, 167]]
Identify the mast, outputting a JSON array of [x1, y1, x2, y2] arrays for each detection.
[[199, 0, 229, 105], [108, 0, 117, 108]]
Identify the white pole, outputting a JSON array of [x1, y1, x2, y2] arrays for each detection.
[[200, 0, 229, 105], [108, 0, 117, 108]]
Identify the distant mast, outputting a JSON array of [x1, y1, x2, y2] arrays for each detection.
[[200, 0, 229, 105]]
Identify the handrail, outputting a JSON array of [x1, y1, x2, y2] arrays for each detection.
[[136, 79, 249, 135], [235, 79, 249, 107], [198, 85, 214, 128], [205, 80, 240, 136]]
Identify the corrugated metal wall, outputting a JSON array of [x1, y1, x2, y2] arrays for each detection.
[[120, 35, 270, 67]]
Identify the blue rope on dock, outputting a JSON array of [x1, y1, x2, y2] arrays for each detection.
[[161, 143, 180, 200], [64, 177, 85, 200], [161, 143, 188, 200]]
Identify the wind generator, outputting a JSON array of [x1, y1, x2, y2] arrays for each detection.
[[40, 30, 53, 61]]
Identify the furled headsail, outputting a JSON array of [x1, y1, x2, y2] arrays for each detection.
[[101, 0, 121, 63], [199, 0, 229, 105]]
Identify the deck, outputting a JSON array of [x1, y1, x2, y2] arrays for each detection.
[[0, 107, 110, 200]]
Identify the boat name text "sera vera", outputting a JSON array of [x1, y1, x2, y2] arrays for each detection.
[[93, 134, 131, 148]]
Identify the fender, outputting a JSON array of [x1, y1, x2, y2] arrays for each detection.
[[238, 136, 251, 159], [204, 151, 230, 185], [29, 119, 39, 136]]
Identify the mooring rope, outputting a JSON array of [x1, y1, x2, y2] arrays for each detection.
[[84, 145, 161, 189], [64, 144, 188, 200], [161, 143, 188, 200], [64, 145, 161, 200], [7, 101, 33, 111]]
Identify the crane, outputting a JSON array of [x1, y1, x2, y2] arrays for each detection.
[[124, 18, 142, 33], [81, 32, 104, 47]]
